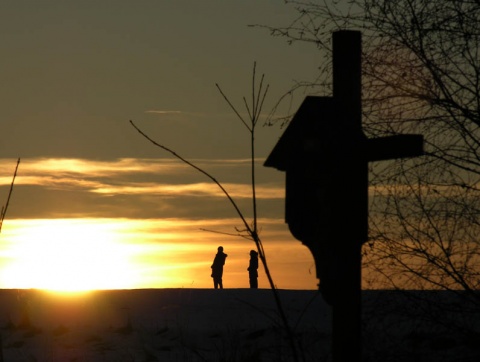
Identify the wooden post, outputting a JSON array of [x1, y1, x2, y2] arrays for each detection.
[[331, 30, 364, 362], [264, 30, 423, 362]]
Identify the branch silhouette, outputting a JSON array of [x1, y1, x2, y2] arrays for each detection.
[[129, 62, 299, 362], [129, 120, 253, 237], [129, 119, 299, 362], [0, 158, 20, 233]]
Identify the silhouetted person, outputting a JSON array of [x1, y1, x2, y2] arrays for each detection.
[[248, 250, 258, 288], [211, 246, 227, 289]]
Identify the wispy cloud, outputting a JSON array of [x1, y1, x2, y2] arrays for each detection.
[[0, 158, 284, 199], [0, 158, 272, 177], [93, 182, 283, 199], [0, 158, 191, 177], [143, 110, 213, 119], [145, 110, 183, 115]]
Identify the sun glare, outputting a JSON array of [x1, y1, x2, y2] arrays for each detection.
[[0, 218, 320, 290], [1, 219, 138, 292]]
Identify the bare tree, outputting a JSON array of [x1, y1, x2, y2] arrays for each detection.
[[257, 0, 480, 296], [130, 63, 303, 362], [254, 2, 480, 357]]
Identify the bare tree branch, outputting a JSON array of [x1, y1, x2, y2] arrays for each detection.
[[0, 157, 20, 234]]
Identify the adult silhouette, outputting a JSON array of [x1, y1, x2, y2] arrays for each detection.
[[211, 246, 227, 289], [247, 250, 259, 288]]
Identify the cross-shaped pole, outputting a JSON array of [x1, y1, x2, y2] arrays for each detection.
[[264, 30, 423, 362]]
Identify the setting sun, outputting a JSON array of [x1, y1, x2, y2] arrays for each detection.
[[0, 218, 318, 290], [0, 219, 139, 291]]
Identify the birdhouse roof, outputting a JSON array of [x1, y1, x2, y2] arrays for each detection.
[[264, 96, 334, 171]]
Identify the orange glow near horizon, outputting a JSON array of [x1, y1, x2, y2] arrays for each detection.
[[0, 218, 319, 292], [0, 219, 140, 291]]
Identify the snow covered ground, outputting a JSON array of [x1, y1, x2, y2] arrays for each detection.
[[0, 288, 477, 361]]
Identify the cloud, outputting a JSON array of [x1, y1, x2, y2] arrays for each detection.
[[92, 181, 283, 199], [143, 110, 214, 120], [0, 157, 285, 221], [0, 158, 191, 177], [145, 110, 183, 115], [4, 156, 448, 201]]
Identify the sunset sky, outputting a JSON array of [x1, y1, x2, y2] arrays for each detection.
[[0, 1, 324, 290]]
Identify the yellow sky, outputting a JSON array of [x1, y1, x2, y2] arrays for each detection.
[[0, 153, 322, 291], [0, 2, 325, 291], [0, 217, 318, 291], [0, 157, 403, 291]]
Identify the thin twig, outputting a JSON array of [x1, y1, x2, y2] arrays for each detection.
[[0, 158, 20, 233], [215, 84, 251, 131], [199, 228, 252, 240], [215, 64, 300, 362], [130, 63, 300, 361], [129, 120, 254, 237]]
